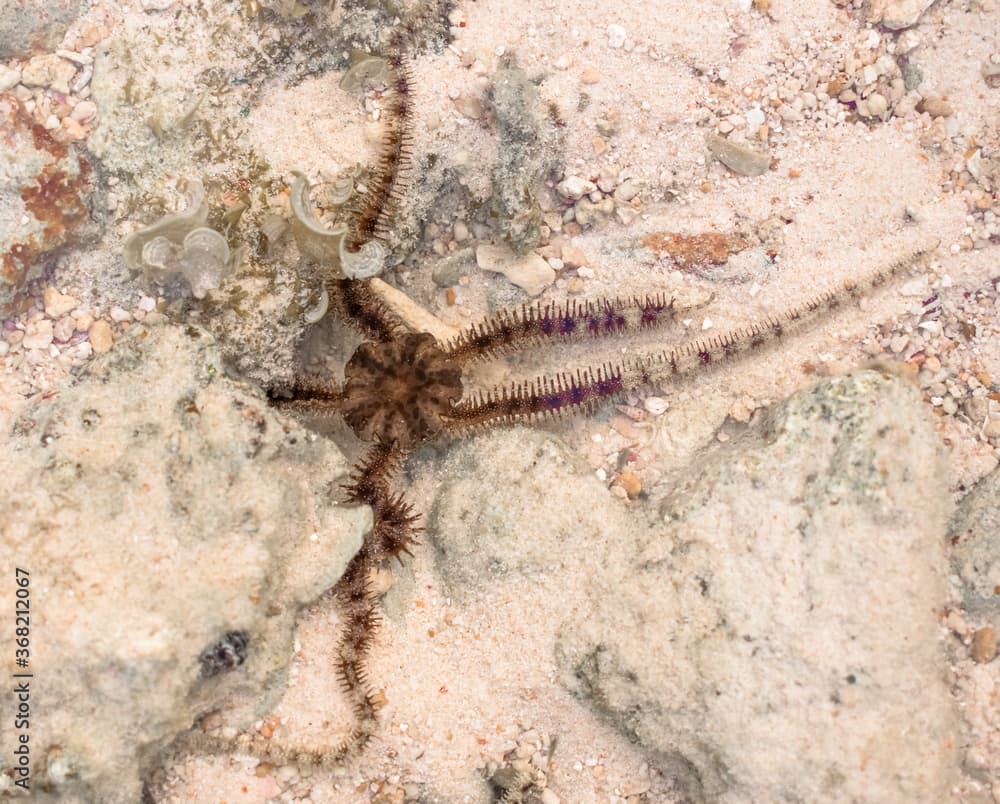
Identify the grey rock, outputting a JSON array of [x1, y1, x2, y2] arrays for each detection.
[[0, 0, 88, 60], [486, 55, 565, 254], [572, 197, 614, 227], [477, 243, 555, 296], [869, 0, 937, 30], [428, 430, 631, 596], [431, 247, 475, 287], [951, 467, 1000, 620], [0, 323, 367, 802], [984, 61, 1000, 89], [902, 62, 924, 92], [612, 177, 641, 203], [706, 133, 771, 177], [557, 372, 957, 803]]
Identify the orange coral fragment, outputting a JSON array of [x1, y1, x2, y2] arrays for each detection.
[[642, 231, 750, 267]]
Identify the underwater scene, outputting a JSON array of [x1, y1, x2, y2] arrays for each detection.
[[1, 0, 999, 801]]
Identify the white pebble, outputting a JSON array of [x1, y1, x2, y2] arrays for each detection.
[[0, 65, 20, 92], [109, 306, 132, 322], [745, 107, 765, 127], [607, 24, 626, 49], [556, 176, 596, 200], [643, 396, 669, 415], [70, 100, 97, 124]]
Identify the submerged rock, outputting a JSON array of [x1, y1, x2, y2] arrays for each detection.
[[0, 94, 94, 311], [0, 323, 367, 801], [476, 243, 555, 296], [487, 55, 564, 254], [428, 430, 631, 595], [950, 466, 1000, 620], [0, 0, 88, 60], [557, 371, 957, 803]]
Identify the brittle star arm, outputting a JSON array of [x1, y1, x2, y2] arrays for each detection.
[[172, 440, 419, 771], [327, 278, 406, 342], [442, 244, 937, 433], [442, 292, 685, 364]]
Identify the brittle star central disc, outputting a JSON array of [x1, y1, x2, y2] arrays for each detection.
[[341, 332, 464, 447]]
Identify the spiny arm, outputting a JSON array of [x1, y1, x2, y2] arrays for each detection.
[[268, 376, 345, 417], [628, 241, 938, 384], [443, 293, 679, 363], [443, 243, 937, 432], [328, 278, 406, 342]]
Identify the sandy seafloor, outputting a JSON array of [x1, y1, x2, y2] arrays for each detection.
[[2, 0, 999, 801]]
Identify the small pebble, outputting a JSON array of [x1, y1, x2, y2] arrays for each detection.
[[20, 54, 77, 94], [22, 321, 54, 351], [706, 133, 770, 177], [73, 312, 94, 332], [613, 178, 641, 202], [643, 396, 668, 415], [971, 625, 996, 664], [60, 117, 87, 140], [70, 100, 98, 124], [556, 176, 597, 201], [455, 95, 483, 119], [918, 96, 953, 118], [44, 287, 78, 318], [865, 92, 888, 117], [476, 244, 555, 296], [616, 472, 642, 499], [580, 67, 600, 84], [607, 24, 626, 49], [560, 245, 587, 268], [0, 65, 20, 93], [88, 320, 114, 354], [53, 317, 75, 342]]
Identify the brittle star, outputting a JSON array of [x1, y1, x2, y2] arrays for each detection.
[[176, 241, 935, 774]]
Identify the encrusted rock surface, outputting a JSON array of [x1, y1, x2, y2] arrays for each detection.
[[951, 466, 1000, 620], [0, 93, 93, 311], [428, 430, 632, 595], [0, 0, 88, 60], [0, 323, 367, 801], [486, 54, 564, 254], [556, 371, 958, 803]]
